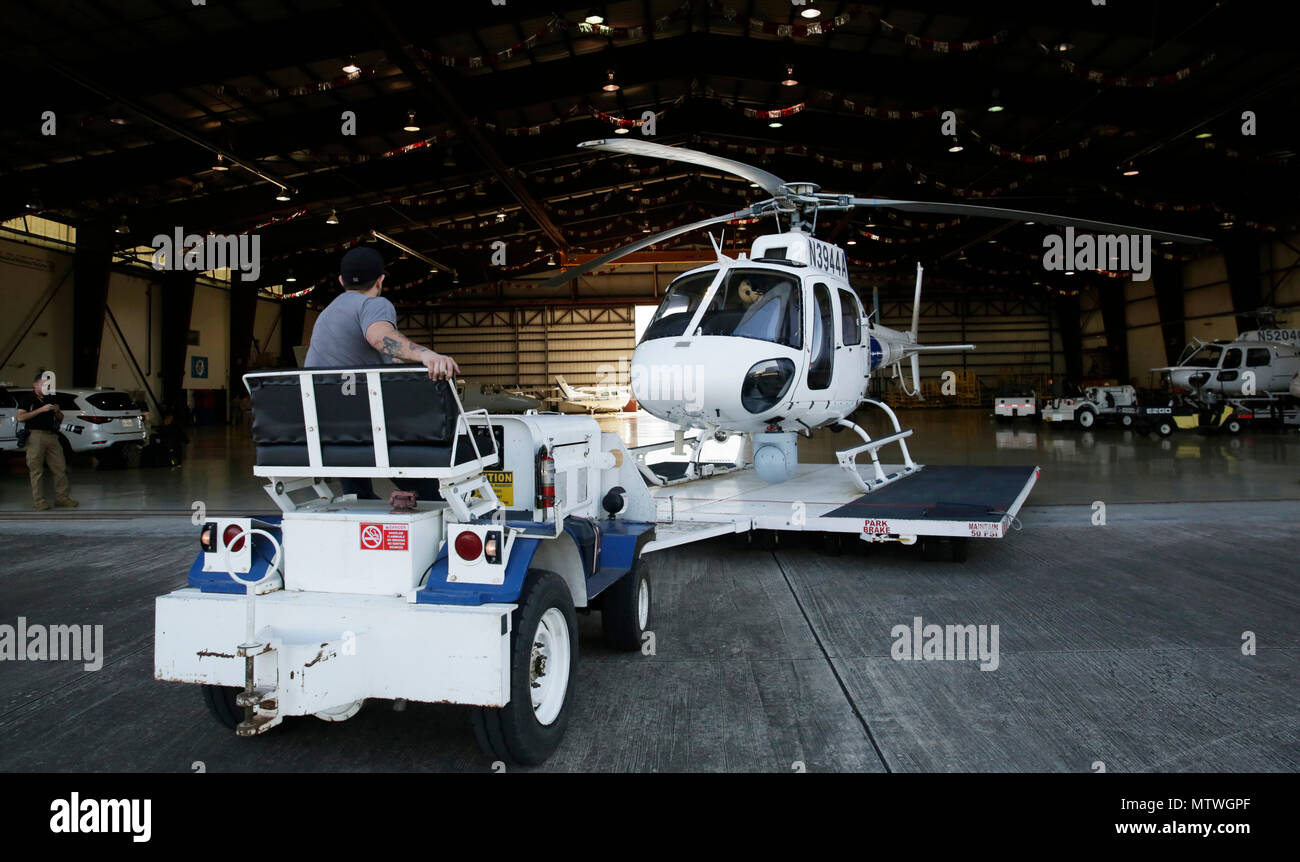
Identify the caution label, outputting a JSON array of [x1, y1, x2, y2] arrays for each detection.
[[483, 470, 513, 507], [360, 522, 409, 551]]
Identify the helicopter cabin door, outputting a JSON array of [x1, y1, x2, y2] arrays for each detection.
[[805, 281, 862, 415]]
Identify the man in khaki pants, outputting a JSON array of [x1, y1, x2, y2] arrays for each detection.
[[16, 370, 78, 511]]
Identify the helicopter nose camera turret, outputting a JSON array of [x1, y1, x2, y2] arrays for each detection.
[[752, 431, 798, 483]]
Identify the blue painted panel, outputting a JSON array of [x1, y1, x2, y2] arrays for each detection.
[[416, 537, 541, 606], [188, 527, 282, 595]]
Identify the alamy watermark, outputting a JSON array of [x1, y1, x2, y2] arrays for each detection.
[[0, 617, 104, 671], [891, 616, 1000, 671], [1043, 227, 1151, 282], [151, 228, 261, 281]]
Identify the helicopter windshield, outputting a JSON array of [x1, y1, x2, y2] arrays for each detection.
[[641, 271, 717, 341], [1184, 344, 1224, 368], [696, 269, 803, 348]]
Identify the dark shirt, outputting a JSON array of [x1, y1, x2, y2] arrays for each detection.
[[17, 393, 60, 431]]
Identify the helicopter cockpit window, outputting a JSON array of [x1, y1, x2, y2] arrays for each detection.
[[641, 272, 717, 341], [695, 269, 803, 348], [1184, 344, 1223, 368], [838, 288, 862, 346], [1222, 348, 1243, 369], [1246, 348, 1271, 367]]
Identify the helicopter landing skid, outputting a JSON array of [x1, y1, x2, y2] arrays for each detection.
[[834, 399, 923, 494]]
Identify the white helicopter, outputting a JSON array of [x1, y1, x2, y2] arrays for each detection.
[[1155, 329, 1300, 398], [546, 139, 1206, 491]]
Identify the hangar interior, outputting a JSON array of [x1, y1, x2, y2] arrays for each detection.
[[0, 1, 1296, 773]]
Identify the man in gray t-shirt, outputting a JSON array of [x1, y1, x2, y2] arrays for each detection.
[[304, 246, 459, 501], [305, 246, 459, 379]]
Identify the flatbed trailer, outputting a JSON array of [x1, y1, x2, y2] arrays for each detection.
[[643, 462, 1038, 560]]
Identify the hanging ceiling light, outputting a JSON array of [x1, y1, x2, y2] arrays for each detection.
[[495, 210, 507, 223], [473, 181, 486, 196], [800, 5, 822, 19], [452, 271, 460, 283], [285, 271, 297, 283], [602, 70, 620, 92], [846, 238, 857, 245], [1195, 131, 1213, 139], [948, 143, 964, 153], [584, 8, 604, 25], [548, 255, 557, 266], [403, 111, 420, 133], [115, 215, 129, 234], [614, 125, 630, 135], [275, 187, 292, 202], [326, 209, 339, 225], [641, 221, 652, 233], [1055, 42, 1073, 52], [1121, 163, 1139, 177], [212, 153, 229, 171], [781, 65, 798, 87], [768, 120, 783, 129], [342, 58, 361, 74], [535, 240, 544, 254]]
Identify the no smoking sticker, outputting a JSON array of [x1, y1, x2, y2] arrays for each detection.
[[360, 522, 408, 551]]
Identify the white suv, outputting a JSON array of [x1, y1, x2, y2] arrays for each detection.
[[0, 384, 22, 454], [51, 388, 148, 457]]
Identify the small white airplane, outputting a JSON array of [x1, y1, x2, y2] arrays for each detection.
[[554, 375, 630, 413], [546, 139, 1207, 490], [457, 380, 541, 413], [1156, 330, 1300, 398]]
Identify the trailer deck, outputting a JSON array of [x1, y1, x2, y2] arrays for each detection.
[[643, 463, 1039, 552]]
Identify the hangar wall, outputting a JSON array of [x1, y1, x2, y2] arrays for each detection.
[[0, 236, 318, 413], [399, 305, 637, 389], [879, 297, 1063, 386]]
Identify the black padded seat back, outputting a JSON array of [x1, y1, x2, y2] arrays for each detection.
[[247, 366, 467, 470]]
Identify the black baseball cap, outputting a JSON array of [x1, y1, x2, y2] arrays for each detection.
[[340, 246, 387, 286]]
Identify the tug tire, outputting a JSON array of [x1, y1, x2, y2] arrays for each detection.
[[471, 570, 578, 766], [201, 685, 242, 731]]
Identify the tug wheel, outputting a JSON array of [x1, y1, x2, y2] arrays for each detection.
[[1119, 414, 1134, 428], [1156, 419, 1175, 437], [1225, 418, 1243, 435], [314, 700, 365, 722], [471, 570, 578, 766], [1075, 406, 1097, 429], [201, 685, 242, 731], [601, 557, 652, 651]]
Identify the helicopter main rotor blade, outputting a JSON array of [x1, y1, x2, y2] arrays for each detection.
[[849, 198, 1210, 244], [542, 207, 760, 287], [579, 139, 788, 197]]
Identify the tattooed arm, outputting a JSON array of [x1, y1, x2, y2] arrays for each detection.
[[365, 321, 461, 380]]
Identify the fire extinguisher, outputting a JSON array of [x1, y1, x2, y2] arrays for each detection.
[[538, 446, 555, 511]]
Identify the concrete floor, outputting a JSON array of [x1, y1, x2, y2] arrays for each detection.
[[1, 408, 1297, 771]]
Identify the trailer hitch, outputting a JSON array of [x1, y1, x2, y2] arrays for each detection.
[[220, 528, 284, 736]]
